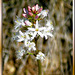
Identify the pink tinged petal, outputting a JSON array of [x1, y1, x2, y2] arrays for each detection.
[[35, 15, 39, 19], [22, 14, 27, 18], [28, 6, 31, 12], [23, 8, 26, 13], [25, 20, 32, 26], [28, 12, 33, 16], [36, 4, 39, 11], [32, 6, 36, 12], [37, 8, 43, 13]]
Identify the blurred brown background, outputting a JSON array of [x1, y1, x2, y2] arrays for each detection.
[[3, 0, 73, 75]]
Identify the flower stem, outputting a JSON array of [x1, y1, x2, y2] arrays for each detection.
[[37, 60, 42, 75]]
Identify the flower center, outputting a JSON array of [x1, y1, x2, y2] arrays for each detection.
[[21, 35, 24, 37], [35, 28, 39, 31], [47, 30, 49, 32], [24, 35, 26, 38], [50, 22, 52, 24], [21, 35, 26, 38], [29, 45, 31, 48], [40, 55, 43, 57], [18, 50, 21, 52], [46, 10, 48, 12], [17, 20, 19, 23]]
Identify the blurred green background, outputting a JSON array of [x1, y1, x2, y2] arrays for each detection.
[[3, 0, 73, 75]]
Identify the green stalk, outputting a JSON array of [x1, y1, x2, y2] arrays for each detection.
[[37, 60, 42, 75], [35, 36, 42, 75]]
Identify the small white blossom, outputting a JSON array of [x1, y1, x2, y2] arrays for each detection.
[[14, 18, 25, 29], [25, 20, 32, 26], [17, 31, 30, 42], [46, 20, 54, 30], [16, 48, 25, 59], [28, 20, 46, 39], [25, 41, 36, 51], [37, 10, 49, 18], [42, 28, 53, 39], [46, 20, 53, 27], [41, 20, 54, 39], [36, 52, 45, 62]]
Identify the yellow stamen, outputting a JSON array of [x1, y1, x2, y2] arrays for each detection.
[[17, 20, 19, 23], [47, 31, 49, 32], [18, 50, 21, 52], [40, 55, 43, 57], [46, 10, 48, 12], [27, 42, 29, 44], [35, 28, 39, 31], [29, 45, 31, 48], [21, 35, 24, 37], [50, 21, 52, 24], [24, 36, 26, 38]]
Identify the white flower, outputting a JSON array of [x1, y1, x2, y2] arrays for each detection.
[[17, 31, 30, 42], [16, 48, 25, 59], [46, 20, 54, 31], [42, 28, 53, 39], [37, 10, 49, 18], [14, 18, 25, 29], [25, 41, 36, 51], [36, 52, 45, 62], [46, 20, 53, 27], [40, 20, 54, 39], [28, 20, 46, 39]]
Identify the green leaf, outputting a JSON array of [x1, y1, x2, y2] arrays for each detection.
[[28, 52, 33, 55]]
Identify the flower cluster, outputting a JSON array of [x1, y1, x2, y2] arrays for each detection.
[[36, 52, 45, 62], [13, 4, 54, 61]]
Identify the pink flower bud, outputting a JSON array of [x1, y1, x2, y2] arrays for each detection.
[[28, 12, 33, 16], [28, 6, 31, 12], [23, 8, 26, 13], [35, 15, 39, 19], [36, 4, 39, 11], [25, 20, 32, 26], [22, 14, 27, 18], [37, 8, 43, 13], [32, 6, 36, 12], [34, 11, 37, 14]]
